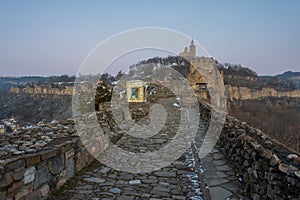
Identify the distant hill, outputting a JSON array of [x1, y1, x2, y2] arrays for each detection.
[[275, 71, 300, 89], [0, 75, 75, 91], [259, 71, 300, 90], [0, 76, 47, 90], [276, 71, 300, 79]]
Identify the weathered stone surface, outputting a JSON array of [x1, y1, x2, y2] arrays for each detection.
[[0, 172, 13, 187], [34, 166, 50, 189], [15, 185, 33, 200], [25, 154, 41, 167], [216, 115, 300, 199], [24, 166, 35, 184], [6, 158, 24, 171], [41, 149, 57, 160], [65, 149, 74, 160], [83, 177, 105, 184], [7, 180, 23, 193], [39, 184, 49, 197], [13, 168, 24, 181], [48, 155, 64, 175], [128, 180, 141, 185], [154, 171, 176, 178], [109, 188, 121, 194], [209, 186, 232, 199], [66, 158, 75, 180], [278, 163, 289, 174], [1, 102, 299, 200]]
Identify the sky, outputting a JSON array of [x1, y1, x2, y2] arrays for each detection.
[[0, 0, 299, 76]]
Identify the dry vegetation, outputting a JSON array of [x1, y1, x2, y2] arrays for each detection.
[[228, 97, 300, 152]]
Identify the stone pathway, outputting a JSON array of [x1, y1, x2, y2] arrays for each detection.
[[50, 98, 209, 199], [49, 148, 207, 200], [201, 146, 249, 200], [49, 98, 247, 200]]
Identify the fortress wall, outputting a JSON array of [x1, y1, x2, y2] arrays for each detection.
[[225, 85, 300, 100], [200, 103, 300, 199], [10, 86, 73, 95], [0, 136, 94, 199]]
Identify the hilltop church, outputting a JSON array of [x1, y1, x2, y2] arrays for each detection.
[[179, 39, 196, 58]]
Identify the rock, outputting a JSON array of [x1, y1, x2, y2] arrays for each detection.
[[65, 149, 75, 159], [287, 154, 298, 159], [153, 171, 176, 177], [0, 172, 13, 187], [25, 154, 41, 167], [6, 158, 24, 171], [34, 166, 50, 189], [278, 163, 289, 174], [66, 158, 75, 180], [25, 148, 37, 154], [48, 155, 64, 175], [39, 184, 50, 197], [24, 166, 35, 184], [7, 180, 23, 193], [41, 149, 57, 160], [15, 187, 32, 200], [109, 188, 121, 194], [13, 169, 24, 181], [99, 167, 110, 174], [84, 177, 105, 183], [243, 160, 249, 167], [129, 180, 141, 185]]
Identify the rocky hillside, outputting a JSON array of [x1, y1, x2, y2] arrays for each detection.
[[0, 90, 72, 126]]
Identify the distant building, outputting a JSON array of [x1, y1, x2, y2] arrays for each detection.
[[179, 39, 196, 58]]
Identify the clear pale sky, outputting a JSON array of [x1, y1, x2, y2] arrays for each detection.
[[0, 0, 299, 76]]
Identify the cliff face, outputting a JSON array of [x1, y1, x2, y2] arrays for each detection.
[[225, 85, 300, 100], [10, 85, 73, 95]]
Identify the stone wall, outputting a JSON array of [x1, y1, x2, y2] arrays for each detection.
[[199, 103, 300, 199], [0, 121, 94, 200], [10, 85, 73, 95], [225, 85, 300, 100]]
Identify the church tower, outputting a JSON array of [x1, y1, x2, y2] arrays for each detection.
[[189, 39, 196, 58]]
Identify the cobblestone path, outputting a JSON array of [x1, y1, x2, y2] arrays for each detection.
[[50, 98, 246, 200], [49, 147, 208, 200]]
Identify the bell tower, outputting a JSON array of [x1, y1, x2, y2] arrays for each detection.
[[189, 39, 196, 58]]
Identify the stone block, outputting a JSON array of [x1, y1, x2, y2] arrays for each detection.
[[0, 172, 13, 187], [25, 154, 41, 167], [36, 160, 47, 170], [24, 190, 39, 200], [65, 149, 74, 160], [34, 166, 50, 189], [24, 166, 35, 184], [13, 168, 25, 181], [41, 149, 57, 160], [39, 184, 49, 197], [48, 155, 64, 175], [66, 158, 75, 180], [6, 158, 24, 172], [15, 185, 33, 200], [59, 142, 72, 154], [8, 180, 23, 193]]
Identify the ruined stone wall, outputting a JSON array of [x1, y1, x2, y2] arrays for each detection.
[[199, 104, 300, 199], [0, 121, 94, 200], [10, 85, 73, 95], [225, 85, 300, 100]]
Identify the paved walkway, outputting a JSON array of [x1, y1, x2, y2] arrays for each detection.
[[50, 99, 247, 200], [201, 146, 249, 200], [49, 148, 207, 200]]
